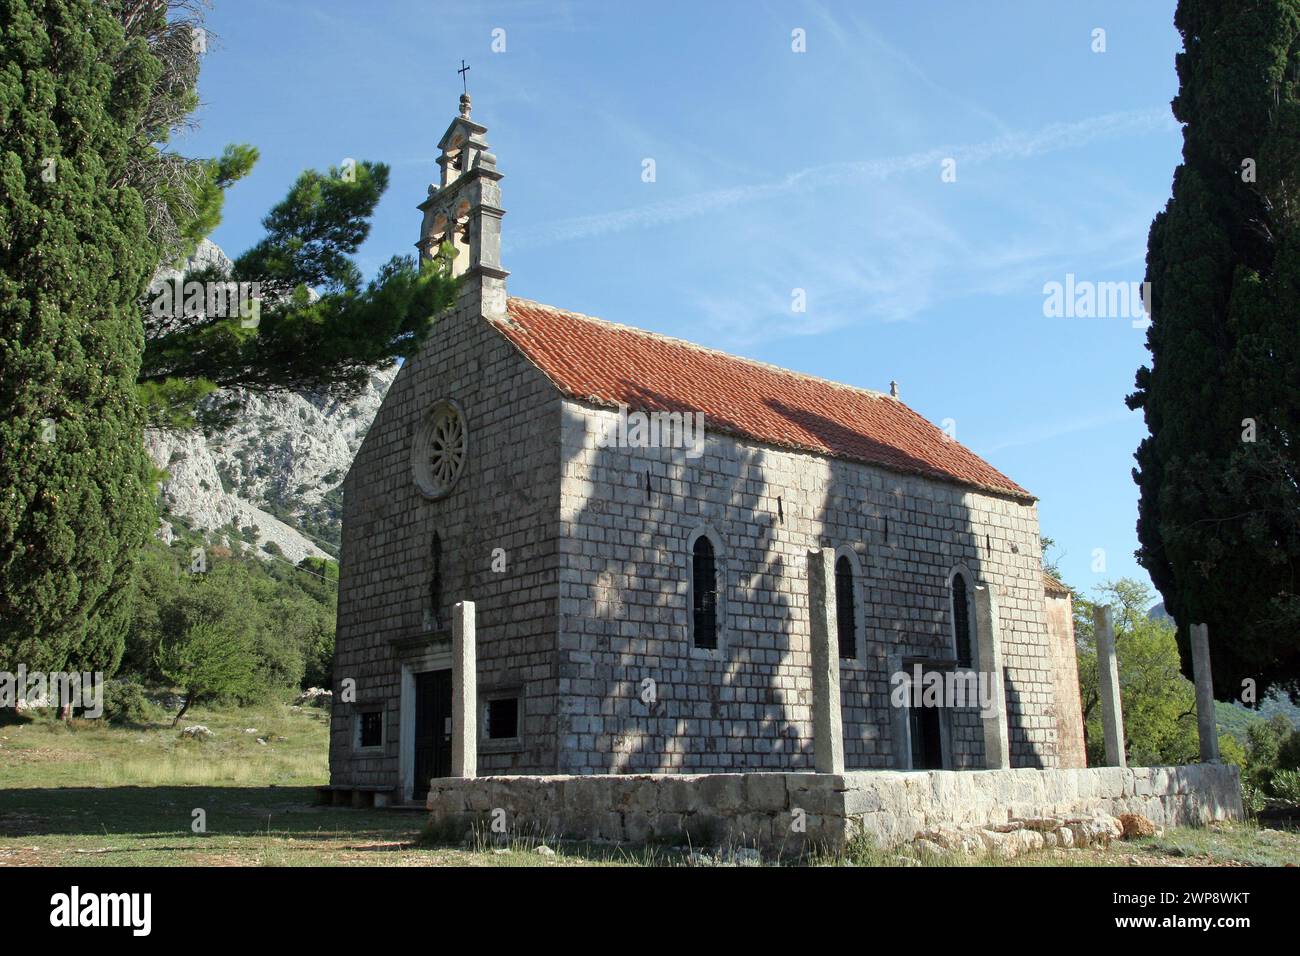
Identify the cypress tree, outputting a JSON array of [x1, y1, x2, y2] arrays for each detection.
[[0, 0, 161, 674], [1129, 0, 1300, 700]]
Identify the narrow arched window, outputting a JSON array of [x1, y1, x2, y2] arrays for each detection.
[[692, 535, 718, 650], [835, 555, 857, 659], [427, 532, 442, 630], [952, 572, 973, 667]]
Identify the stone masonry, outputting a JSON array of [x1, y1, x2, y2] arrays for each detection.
[[425, 763, 1243, 855], [556, 405, 1059, 773], [329, 96, 1086, 801], [330, 274, 565, 787]]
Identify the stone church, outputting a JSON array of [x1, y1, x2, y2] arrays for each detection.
[[328, 95, 1085, 805]]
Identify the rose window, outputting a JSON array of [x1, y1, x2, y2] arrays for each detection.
[[413, 400, 467, 499]]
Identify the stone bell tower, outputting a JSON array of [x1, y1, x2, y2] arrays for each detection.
[[417, 90, 507, 316]]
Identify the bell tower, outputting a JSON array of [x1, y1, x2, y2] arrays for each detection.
[[417, 86, 507, 316]]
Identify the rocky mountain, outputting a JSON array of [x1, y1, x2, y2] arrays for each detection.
[[1148, 602, 1172, 623], [146, 241, 396, 565]]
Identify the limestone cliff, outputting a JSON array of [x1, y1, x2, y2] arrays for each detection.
[[146, 241, 395, 564]]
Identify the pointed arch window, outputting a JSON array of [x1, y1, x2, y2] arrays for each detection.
[[952, 571, 974, 667], [835, 555, 858, 659]]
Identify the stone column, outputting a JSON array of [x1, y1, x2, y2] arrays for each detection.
[[452, 600, 477, 778], [973, 583, 1010, 769], [1190, 623, 1220, 763], [806, 549, 844, 774], [1094, 605, 1126, 768]]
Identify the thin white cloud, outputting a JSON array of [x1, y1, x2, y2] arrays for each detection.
[[678, 195, 1158, 348], [980, 408, 1135, 455], [803, 0, 1014, 137], [508, 109, 1174, 249]]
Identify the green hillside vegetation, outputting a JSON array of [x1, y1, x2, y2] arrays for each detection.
[[1217, 695, 1300, 742], [1073, 577, 1300, 813], [1075, 580, 1206, 767], [118, 530, 336, 722]]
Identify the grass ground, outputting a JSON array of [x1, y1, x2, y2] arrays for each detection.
[[1, 701, 1295, 867]]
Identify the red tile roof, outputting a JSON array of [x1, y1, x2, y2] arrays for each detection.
[[1043, 572, 1072, 596], [493, 298, 1034, 502]]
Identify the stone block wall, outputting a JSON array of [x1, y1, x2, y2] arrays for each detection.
[[333, 305, 1075, 789], [330, 285, 564, 791], [425, 764, 1243, 854], [555, 401, 1060, 773], [843, 764, 1241, 849]]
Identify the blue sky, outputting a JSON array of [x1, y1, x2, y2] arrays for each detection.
[[183, 0, 1184, 597]]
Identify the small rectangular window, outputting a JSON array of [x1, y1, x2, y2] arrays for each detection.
[[357, 710, 383, 749], [486, 697, 519, 740]]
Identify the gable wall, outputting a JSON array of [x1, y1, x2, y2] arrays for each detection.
[[556, 401, 1060, 773], [329, 287, 563, 789]]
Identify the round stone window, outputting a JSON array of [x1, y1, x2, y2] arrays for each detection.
[[413, 400, 467, 500]]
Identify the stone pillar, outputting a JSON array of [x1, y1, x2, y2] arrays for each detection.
[[1094, 605, 1126, 768], [452, 600, 477, 778], [1190, 623, 1220, 763], [973, 583, 1010, 769], [806, 549, 844, 774]]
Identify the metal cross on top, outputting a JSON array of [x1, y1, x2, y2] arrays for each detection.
[[458, 59, 470, 93]]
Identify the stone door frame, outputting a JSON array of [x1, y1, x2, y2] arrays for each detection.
[[399, 647, 453, 803], [889, 653, 955, 770]]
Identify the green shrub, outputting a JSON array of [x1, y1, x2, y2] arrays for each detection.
[[837, 827, 888, 866], [1219, 733, 1247, 770], [1240, 783, 1268, 818], [1277, 731, 1300, 772], [1269, 769, 1300, 805], [102, 680, 157, 726], [1243, 716, 1295, 791]]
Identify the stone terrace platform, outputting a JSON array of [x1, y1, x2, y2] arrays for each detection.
[[426, 764, 1242, 853]]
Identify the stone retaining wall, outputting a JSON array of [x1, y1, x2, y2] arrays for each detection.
[[426, 764, 1242, 854]]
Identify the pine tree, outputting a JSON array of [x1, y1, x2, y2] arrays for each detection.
[[138, 160, 456, 427], [158, 599, 258, 726], [0, 0, 162, 673], [1129, 0, 1300, 701]]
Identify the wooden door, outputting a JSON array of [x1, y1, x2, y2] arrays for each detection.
[[413, 669, 452, 799]]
